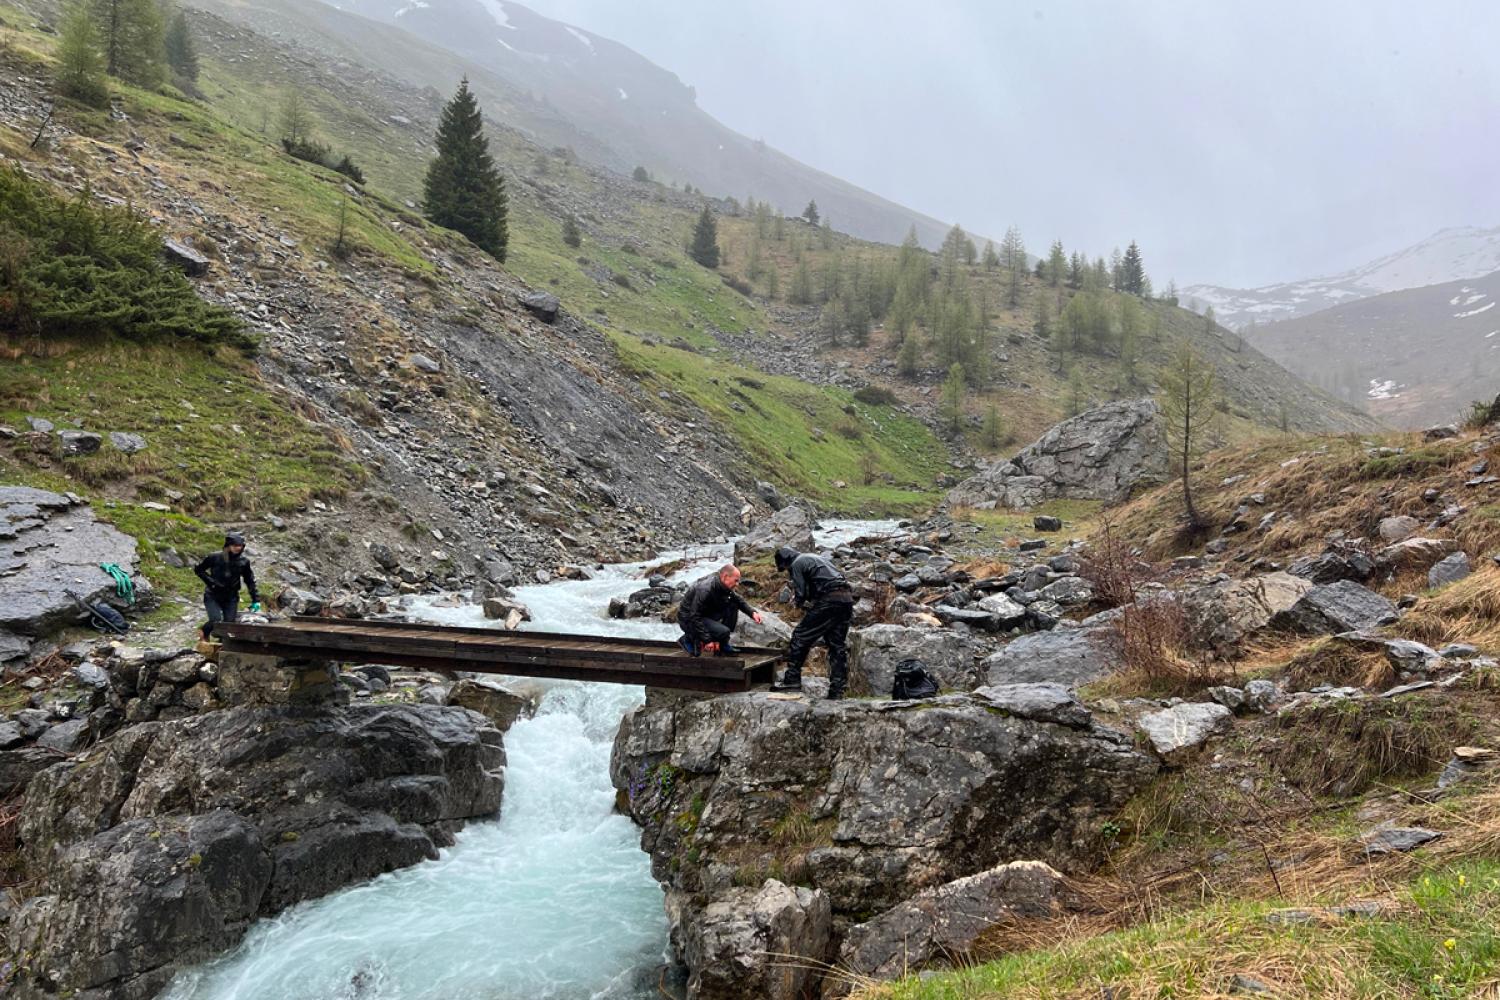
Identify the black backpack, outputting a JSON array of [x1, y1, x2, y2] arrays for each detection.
[[69, 591, 129, 635], [891, 659, 939, 700]]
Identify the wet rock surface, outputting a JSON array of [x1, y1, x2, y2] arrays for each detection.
[[0, 488, 147, 635], [7, 703, 505, 999], [611, 690, 1156, 995]]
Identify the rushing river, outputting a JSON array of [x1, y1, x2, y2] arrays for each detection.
[[162, 520, 900, 1000]]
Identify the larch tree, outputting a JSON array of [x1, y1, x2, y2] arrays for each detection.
[[276, 89, 315, 148], [91, 0, 164, 87], [940, 363, 967, 436], [1160, 344, 1218, 528], [423, 78, 509, 261], [56, 3, 109, 107], [1000, 225, 1026, 307], [981, 240, 1000, 271]]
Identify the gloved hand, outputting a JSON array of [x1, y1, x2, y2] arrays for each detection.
[[249, 602, 263, 613]]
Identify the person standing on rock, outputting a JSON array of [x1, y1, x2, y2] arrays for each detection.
[[772, 546, 855, 699], [195, 531, 262, 641], [677, 564, 763, 656]]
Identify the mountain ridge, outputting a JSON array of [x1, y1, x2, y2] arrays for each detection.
[[1185, 223, 1500, 330]]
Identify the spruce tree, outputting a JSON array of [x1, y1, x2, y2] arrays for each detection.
[[56, 3, 109, 107], [92, 0, 164, 88], [1121, 240, 1145, 295], [1047, 240, 1067, 288], [423, 78, 508, 261], [802, 200, 819, 225], [687, 205, 720, 268], [164, 11, 198, 83]]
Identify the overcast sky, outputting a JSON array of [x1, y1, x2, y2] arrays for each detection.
[[514, 0, 1499, 289]]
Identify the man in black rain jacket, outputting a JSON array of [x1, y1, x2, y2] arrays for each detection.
[[676, 563, 764, 656], [195, 531, 261, 641], [772, 546, 855, 699]]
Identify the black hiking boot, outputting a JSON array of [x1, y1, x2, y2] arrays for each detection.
[[825, 687, 845, 701], [770, 671, 802, 692]]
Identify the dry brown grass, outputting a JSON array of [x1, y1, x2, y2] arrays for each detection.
[[1102, 431, 1485, 568], [1284, 637, 1397, 692], [1399, 566, 1500, 652]]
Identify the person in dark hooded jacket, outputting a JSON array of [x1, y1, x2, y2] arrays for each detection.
[[676, 564, 764, 656], [772, 546, 854, 699], [195, 531, 260, 640]]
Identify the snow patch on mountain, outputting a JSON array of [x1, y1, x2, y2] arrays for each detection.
[[1187, 224, 1500, 329]]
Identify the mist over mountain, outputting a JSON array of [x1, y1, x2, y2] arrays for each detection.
[[302, 0, 965, 249], [1186, 225, 1500, 331]]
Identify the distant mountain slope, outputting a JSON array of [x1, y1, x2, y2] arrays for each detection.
[[1251, 269, 1500, 428], [197, 0, 967, 249], [1185, 225, 1500, 330]]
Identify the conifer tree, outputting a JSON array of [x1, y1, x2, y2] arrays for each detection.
[[1067, 252, 1084, 289], [164, 10, 198, 83], [1121, 240, 1146, 296], [1204, 304, 1216, 333], [687, 205, 720, 268], [802, 200, 819, 225], [1163, 279, 1180, 306], [423, 78, 508, 261], [1047, 240, 1067, 288], [982, 403, 1006, 449], [1109, 247, 1124, 292], [766, 266, 780, 300], [897, 332, 921, 376], [981, 240, 1000, 271], [561, 214, 582, 248], [92, 0, 165, 87], [1161, 344, 1217, 527], [789, 257, 815, 305], [632, 165, 650, 182], [276, 89, 315, 149], [940, 363, 966, 436], [1000, 226, 1026, 307], [56, 3, 109, 107]]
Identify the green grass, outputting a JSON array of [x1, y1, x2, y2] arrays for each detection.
[[954, 499, 1105, 541], [611, 333, 946, 513], [863, 861, 1500, 1000], [0, 340, 364, 515]]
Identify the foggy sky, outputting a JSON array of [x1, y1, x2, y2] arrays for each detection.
[[515, 0, 1500, 289]]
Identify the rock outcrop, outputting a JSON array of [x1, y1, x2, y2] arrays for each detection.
[[611, 690, 1156, 996], [734, 504, 816, 562], [0, 487, 148, 636], [671, 879, 833, 1000], [7, 703, 505, 999], [834, 861, 1073, 991], [848, 624, 983, 695], [983, 615, 1121, 689], [945, 399, 1166, 510]]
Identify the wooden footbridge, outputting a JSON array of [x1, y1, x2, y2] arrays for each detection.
[[215, 616, 782, 693]]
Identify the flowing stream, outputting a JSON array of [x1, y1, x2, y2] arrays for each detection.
[[163, 520, 900, 1000]]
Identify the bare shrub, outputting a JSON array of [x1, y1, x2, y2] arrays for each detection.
[[1080, 520, 1160, 608]]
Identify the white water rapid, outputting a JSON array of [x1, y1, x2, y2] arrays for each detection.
[[162, 520, 901, 1000]]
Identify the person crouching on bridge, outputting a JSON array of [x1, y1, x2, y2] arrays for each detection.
[[677, 564, 764, 657], [195, 531, 262, 641], [771, 547, 855, 700]]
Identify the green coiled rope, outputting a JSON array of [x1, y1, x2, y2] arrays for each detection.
[[99, 562, 136, 605]]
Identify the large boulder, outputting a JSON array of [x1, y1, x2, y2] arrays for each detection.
[[671, 879, 832, 1000], [733, 608, 794, 648], [611, 691, 1157, 994], [849, 624, 984, 696], [1268, 580, 1399, 635], [0, 487, 145, 635], [946, 399, 1166, 510], [983, 615, 1120, 689], [733, 504, 816, 562], [8, 704, 505, 999], [1181, 571, 1312, 655], [835, 861, 1072, 990], [1136, 702, 1233, 761], [445, 677, 537, 732]]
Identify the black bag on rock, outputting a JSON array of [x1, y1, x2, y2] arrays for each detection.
[[891, 659, 939, 700]]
